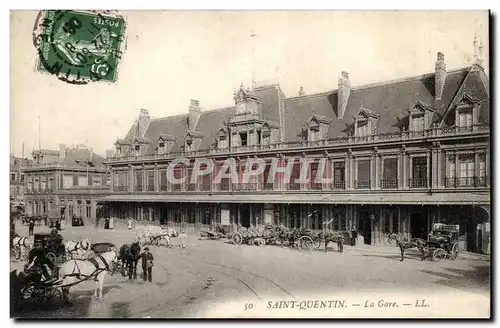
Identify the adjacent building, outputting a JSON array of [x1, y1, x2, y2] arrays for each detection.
[[101, 53, 490, 254], [23, 144, 111, 222], [10, 155, 32, 201]]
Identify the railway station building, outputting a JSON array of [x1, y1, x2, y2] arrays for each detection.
[[100, 52, 490, 254]]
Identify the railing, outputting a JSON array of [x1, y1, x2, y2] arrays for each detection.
[[135, 185, 143, 192], [115, 186, 127, 192], [288, 182, 301, 190], [105, 123, 490, 163], [186, 184, 196, 191], [409, 178, 427, 188], [332, 180, 346, 189], [309, 182, 323, 190], [200, 183, 211, 191], [355, 180, 371, 189], [445, 177, 488, 188], [232, 183, 258, 191], [159, 184, 168, 191], [381, 179, 398, 189], [264, 183, 274, 191], [146, 185, 155, 192], [220, 180, 230, 191], [171, 184, 182, 191]]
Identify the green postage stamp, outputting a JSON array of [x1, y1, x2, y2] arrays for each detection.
[[32, 10, 126, 84]]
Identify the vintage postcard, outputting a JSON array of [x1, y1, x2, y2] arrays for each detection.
[[9, 10, 491, 319]]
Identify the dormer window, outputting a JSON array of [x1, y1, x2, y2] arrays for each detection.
[[412, 114, 425, 131], [307, 114, 331, 142], [134, 144, 140, 155], [354, 107, 379, 137], [217, 128, 228, 149], [458, 108, 473, 128], [158, 142, 165, 154], [408, 101, 434, 132]]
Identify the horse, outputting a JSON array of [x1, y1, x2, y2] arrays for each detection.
[[118, 242, 141, 280], [64, 238, 92, 259], [59, 249, 118, 302], [318, 230, 345, 253], [12, 236, 34, 260], [387, 232, 427, 261]]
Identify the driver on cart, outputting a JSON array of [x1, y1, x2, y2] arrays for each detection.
[[24, 247, 56, 282]]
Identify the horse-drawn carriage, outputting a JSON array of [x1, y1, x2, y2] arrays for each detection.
[[423, 223, 461, 261], [295, 229, 347, 253], [230, 225, 281, 246], [33, 232, 67, 265], [200, 225, 231, 240], [136, 224, 178, 247]]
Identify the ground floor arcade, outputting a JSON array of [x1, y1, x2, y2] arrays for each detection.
[[100, 201, 490, 254]]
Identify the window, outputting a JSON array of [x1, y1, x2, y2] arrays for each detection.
[[479, 154, 486, 186], [134, 144, 140, 153], [459, 154, 474, 186], [158, 142, 165, 154], [92, 175, 102, 186], [135, 171, 143, 191], [411, 157, 427, 188], [357, 120, 369, 137], [78, 175, 88, 186], [382, 158, 398, 189], [159, 170, 168, 191], [34, 178, 39, 191], [333, 161, 345, 189], [146, 170, 155, 191], [28, 181, 33, 191], [449, 157, 456, 179], [412, 115, 424, 131], [11, 173, 16, 182], [202, 208, 211, 225], [458, 110, 473, 128], [20, 174, 24, 184], [219, 135, 228, 149], [48, 178, 54, 190], [40, 177, 46, 190], [356, 159, 370, 189], [240, 132, 247, 147]]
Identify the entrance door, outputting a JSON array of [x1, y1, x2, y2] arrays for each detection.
[[410, 210, 428, 239], [240, 205, 250, 228], [359, 211, 372, 245]]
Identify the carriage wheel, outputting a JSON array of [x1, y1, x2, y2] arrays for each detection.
[[451, 242, 461, 260], [42, 287, 63, 306], [432, 248, 447, 262], [46, 252, 56, 264], [298, 236, 314, 252], [231, 232, 243, 245], [257, 239, 266, 247]]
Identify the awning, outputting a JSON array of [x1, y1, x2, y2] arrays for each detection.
[[98, 192, 490, 206]]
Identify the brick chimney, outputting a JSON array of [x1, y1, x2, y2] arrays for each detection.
[[337, 71, 351, 118], [188, 99, 201, 130], [137, 109, 150, 137], [435, 52, 447, 100], [58, 143, 67, 161]]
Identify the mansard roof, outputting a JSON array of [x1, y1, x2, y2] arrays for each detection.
[[118, 64, 489, 156]]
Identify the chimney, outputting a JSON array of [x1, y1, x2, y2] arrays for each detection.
[[137, 109, 150, 137], [106, 149, 115, 158], [337, 71, 351, 118], [435, 52, 447, 100], [298, 86, 305, 96], [59, 143, 67, 161], [188, 99, 201, 130]]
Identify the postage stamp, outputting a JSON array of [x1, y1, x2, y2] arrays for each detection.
[[32, 10, 126, 84]]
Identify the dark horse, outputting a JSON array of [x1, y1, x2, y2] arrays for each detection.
[[387, 232, 427, 261], [118, 242, 141, 280], [317, 230, 344, 253]]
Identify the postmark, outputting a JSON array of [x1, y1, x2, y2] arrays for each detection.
[[32, 10, 126, 84]]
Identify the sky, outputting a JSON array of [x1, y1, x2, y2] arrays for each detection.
[[10, 10, 489, 158]]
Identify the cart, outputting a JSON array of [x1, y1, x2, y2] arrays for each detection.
[[33, 232, 67, 265], [424, 224, 461, 261], [11, 269, 64, 311], [231, 225, 280, 246], [200, 225, 229, 240]]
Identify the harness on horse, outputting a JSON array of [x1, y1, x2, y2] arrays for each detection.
[[63, 255, 112, 287], [16, 237, 28, 248], [72, 241, 89, 252]]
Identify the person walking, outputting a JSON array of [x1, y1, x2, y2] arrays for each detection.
[[141, 247, 154, 283], [179, 231, 187, 249], [127, 219, 133, 230], [350, 225, 358, 246], [28, 219, 35, 236]]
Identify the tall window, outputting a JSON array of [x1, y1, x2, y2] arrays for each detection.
[[40, 177, 46, 190], [411, 156, 427, 188], [11, 173, 16, 183], [357, 121, 369, 137], [48, 178, 54, 191], [158, 141, 165, 154], [146, 170, 155, 191], [333, 161, 345, 189], [449, 157, 456, 179], [479, 154, 486, 185], [159, 170, 168, 191], [356, 159, 370, 189], [135, 171, 143, 191], [219, 135, 228, 149], [20, 174, 24, 184], [459, 154, 474, 186], [34, 178, 39, 191], [458, 109, 473, 128], [382, 158, 398, 189], [240, 132, 248, 147], [412, 115, 424, 131]]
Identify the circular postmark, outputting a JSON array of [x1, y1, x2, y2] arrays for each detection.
[[32, 10, 126, 85]]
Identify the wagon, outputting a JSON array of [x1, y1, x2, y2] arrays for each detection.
[[136, 225, 177, 247], [231, 225, 280, 246], [33, 232, 66, 265], [423, 224, 461, 261], [296, 229, 347, 253], [11, 269, 63, 310], [200, 225, 229, 240]]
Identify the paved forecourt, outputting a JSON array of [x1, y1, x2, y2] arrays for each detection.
[[11, 223, 490, 318]]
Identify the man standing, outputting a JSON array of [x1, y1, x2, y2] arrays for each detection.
[[28, 219, 35, 236], [141, 247, 154, 283], [350, 225, 358, 246]]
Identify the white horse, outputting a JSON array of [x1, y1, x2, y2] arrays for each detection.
[[59, 249, 118, 302], [12, 236, 33, 260], [159, 227, 178, 247], [64, 238, 92, 259]]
